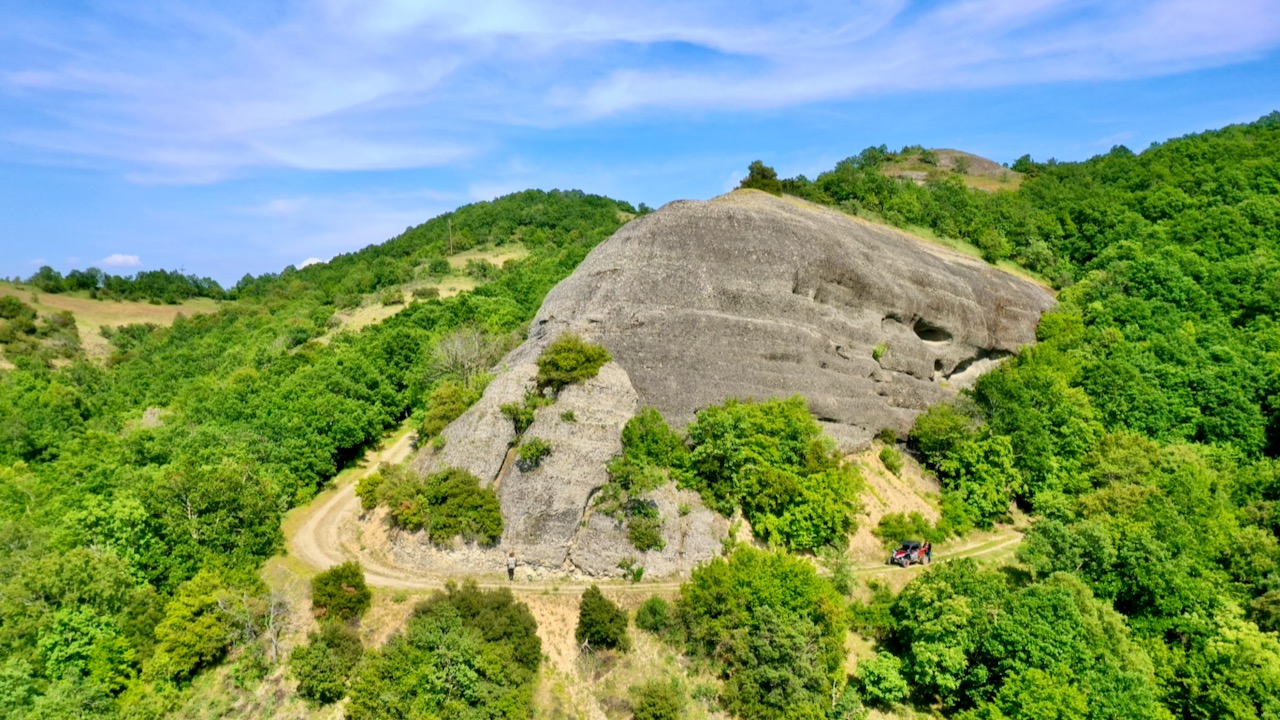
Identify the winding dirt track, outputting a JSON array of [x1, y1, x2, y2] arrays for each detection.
[[285, 430, 1022, 594]]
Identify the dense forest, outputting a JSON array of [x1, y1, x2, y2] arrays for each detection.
[[2, 113, 1280, 719], [752, 113, 1280, 719]]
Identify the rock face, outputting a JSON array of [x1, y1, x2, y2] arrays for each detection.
[[400, 190, 1055, 577]]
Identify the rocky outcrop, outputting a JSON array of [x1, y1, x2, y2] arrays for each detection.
[[397, 190, 1055, 577]]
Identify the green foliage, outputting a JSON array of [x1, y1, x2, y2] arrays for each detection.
[[855, 652, 909, 708], [418, 379, 483, 440], [622, 407, 688, 468], [635, 596, 675, 638], [739, 160, 784, 195], [629, 679, 687, 720], [516, 437, 552, 470], [346, 580, 541, 720], [377, 466, 503, 545], [290, 622, 363, 705], [535, 333, 611, 392], [310, 561, 371, 622], [147, 570, 240, 683], [872, 342, 887, 361], [576, 585, 630, 652], [676, 547, 846, 720], [354, 470, 383, 512], [910, 403, 1021, 528], [879, 444, 904, 475], [873, 511, 943, 547], [625, 500, 666, 552], [683, 396, 863, 550], [559, 409, 576, 422]]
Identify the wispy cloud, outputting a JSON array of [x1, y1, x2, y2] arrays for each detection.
[[1, 1, 1277, 183], [99, 253, 142, 268]]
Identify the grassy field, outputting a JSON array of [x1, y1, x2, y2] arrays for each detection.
[[0, 282, 221, 360]]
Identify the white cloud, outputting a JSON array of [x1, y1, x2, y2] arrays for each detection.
[[299, 257, 324, 268], [99, 253, 142, 268], [1, 0, 1278, 182]]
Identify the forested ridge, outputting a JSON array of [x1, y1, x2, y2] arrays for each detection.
[[770, 113, 1280, 719], [2, 112, 1280, 720]]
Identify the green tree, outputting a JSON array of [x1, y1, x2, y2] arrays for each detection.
[[290, 622, 363, 705], [576, 585, 630, 652], [310, 561, 371, 622], [739, 160, 784, 195]]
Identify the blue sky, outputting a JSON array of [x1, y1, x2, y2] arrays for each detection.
[[2, 1, 1279, 286]]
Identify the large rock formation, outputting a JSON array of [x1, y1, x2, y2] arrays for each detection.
[[397, 190, 1055, 578]]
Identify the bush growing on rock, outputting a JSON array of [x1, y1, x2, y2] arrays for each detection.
[[576, 585, 630, 652], [516, 437, 552, 470], [535, 333, 611, 392], [311, 561, 371, 622], [377, 466, 503, 546]]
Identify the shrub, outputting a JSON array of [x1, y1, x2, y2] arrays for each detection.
[[290, 622, 363, 705], [536, 333, 611, 392], [856, 652, 909, 708], [576, 585, 630, 652], [418, 380, 481, 439], [380, 467, 503, 545], [684, 396, 863, 551], [516, 437, 552, 470], [621, 407, 687, 468], [311, 561, 372, 622], [635, 596, 675, 636], [630, 679, 686, 720], [346, 581, 540, 720], [426, 257, 450, 276], [380, 289, 404, 306], [873, 511, 942, 547], [500, 401, 535, 435], [879, 445, 904, 476], [354, 471, 383, 512], [560, 409, 576, 422], [872, 342, 887, 361], [627, 514, 666, 552]]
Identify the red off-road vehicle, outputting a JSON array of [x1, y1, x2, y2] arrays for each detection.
[[889, 540, 931, 568]]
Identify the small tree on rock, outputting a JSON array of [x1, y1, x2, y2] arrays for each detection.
[[536, 333, 611, 392]]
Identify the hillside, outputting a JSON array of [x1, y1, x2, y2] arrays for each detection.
[[0, 282, 220, 365], [2, 114, 1280, 720]]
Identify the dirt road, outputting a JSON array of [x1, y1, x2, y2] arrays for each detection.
[[285, 428, 1022, 595]]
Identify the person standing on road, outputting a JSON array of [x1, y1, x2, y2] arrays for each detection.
[[507, 551, 517, 581]]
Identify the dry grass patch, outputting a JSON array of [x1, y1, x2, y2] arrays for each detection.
[[0, 282, 219, 360], [445, 243, 529, 270]]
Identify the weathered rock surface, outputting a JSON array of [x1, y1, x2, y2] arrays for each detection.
[[397, 190, 1055, 577]]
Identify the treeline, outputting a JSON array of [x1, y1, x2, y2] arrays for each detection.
[[0, 189, 635, 718], [23, 266, 226, 304]]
